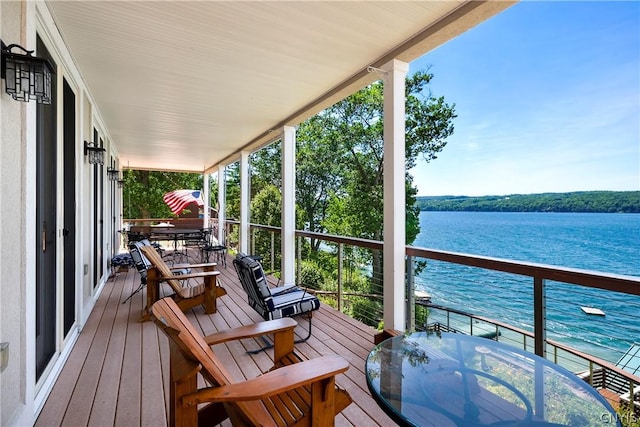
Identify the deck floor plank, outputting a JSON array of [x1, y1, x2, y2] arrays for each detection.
[[62, 271, 128, 426], [36, 253, 395, 427], [140, 321, 168, 427], [88, 272, 133, 426], [114, 283, 144, 427]]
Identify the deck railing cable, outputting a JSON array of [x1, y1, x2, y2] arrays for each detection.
[[221, 220, 639, 411]]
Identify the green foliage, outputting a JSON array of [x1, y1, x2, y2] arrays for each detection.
[[617, 405, 640, 427], [224, 162, 241, 220], [122, 170, 207, 218], [251, 144, 282, 191], [226, 70, 456, 259], [351, 296, 383, 328], [415, 304, 430, 330], [251, 184, 281, 226], [312, 71, 456, 246], [406, 175, 421, 243], [295, 123, 344, 243], [250, 185, 282, 270], [344, 272, 372, 295], [416, 191, 640, 213], [298, 260, 325, 290]]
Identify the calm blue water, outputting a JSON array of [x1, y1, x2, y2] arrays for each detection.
[[413, 211, 640, 363]]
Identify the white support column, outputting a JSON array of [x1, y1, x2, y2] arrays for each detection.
[[382, 59, 409, 332], [281, 126, 296, 285], [203, 172, 210, 229], [239, 151, 250, 254], [217, 165, 226, 244]]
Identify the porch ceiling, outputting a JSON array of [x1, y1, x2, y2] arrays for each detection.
[[47, 1, 512, 173]]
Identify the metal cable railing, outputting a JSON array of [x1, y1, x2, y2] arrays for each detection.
[[222, 221, 640, 413]]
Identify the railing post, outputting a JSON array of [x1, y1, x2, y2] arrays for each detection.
[[406, 255, 415, 331], [296, 236, 302, 285], [534, 276, 547, 358], [250, 226, 255, 256], [270, 231, 275, 272], [337, 243, 344, 312]]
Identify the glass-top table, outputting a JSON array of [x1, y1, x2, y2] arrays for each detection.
[[366, 332, 621, 427]]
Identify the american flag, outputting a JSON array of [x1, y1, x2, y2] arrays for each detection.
[[163, 190, 204, 215]]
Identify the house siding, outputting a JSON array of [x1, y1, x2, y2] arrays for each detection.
[[0, 3, 116, 425]]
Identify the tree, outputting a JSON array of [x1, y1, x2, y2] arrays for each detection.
[[295, 121, 346, 250], [250, 130, 346, 252], [122, 170, 205, 218], [223, 162, 241, 220], [250, 144, 282, 193], [275, 70, 456, 247], [249, 184, 282, 270], [317, 70, 455, 240], [251, 184, 282, 227], [247, 70, 455, 326], [301, 70, 456, 289]]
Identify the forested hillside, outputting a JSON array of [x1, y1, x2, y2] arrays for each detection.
[[416, 191, 639, 213]]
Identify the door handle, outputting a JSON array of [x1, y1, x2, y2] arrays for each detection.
[[42, 228, 46, 252]]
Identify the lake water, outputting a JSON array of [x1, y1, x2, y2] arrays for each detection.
[[412, 211, 640, 364]]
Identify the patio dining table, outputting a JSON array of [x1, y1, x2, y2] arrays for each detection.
[[149, 228, 203, 261], [366, 331, 620, 427]]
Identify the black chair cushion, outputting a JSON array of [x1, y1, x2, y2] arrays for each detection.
[[234, 254, 319, 321]]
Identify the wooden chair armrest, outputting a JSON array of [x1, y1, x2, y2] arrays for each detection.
[[203, 318, 297, 345], [168, 262, 216, 270], [169, 263, 193, 269], [160, 270, 220, 281], [182, 355, 349, 406], [183, 262, 217, 269]]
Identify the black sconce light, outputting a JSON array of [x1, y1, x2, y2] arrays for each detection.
[[107, 167, 120, 181], [1, 40, 54, 104], [84, 141, 105, 165]]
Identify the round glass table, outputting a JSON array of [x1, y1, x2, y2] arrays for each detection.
[[366, 332, 621, 427]]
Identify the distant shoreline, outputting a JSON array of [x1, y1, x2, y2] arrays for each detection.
[[415, 190, 639, 213]]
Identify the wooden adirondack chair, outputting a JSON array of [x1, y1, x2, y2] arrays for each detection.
[[139, 245, 226, 322], [151, 297, 352, 427]]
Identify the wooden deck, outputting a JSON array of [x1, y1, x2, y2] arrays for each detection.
[[36, 254, 396, 426]]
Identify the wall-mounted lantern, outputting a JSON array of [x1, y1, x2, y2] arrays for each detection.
[[84, 141, 105, 165], [107, 167, 120, 181], [1, 40, 54, 104]]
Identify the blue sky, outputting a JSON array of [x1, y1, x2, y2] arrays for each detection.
[[409, 1, 639, 197]]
